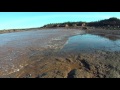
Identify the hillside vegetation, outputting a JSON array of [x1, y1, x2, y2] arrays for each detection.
[[42, 17, 120, 30]]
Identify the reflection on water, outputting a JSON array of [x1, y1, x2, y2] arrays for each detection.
[[95, 33, 120, 41], [61, 34, 120, 53]]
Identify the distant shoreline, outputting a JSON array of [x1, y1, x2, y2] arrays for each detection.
[[0, 28, 42, 34], [0, 27, 120, 35], [1, 17, 120, 34], [0, 27, 79, 34]]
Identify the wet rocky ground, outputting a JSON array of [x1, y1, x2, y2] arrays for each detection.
[[3, 50, 120, 78], [0, 29, 85, 77], [0, 28, 120, 78]]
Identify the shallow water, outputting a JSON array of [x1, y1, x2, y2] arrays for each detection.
[[61, 34, 120, 53], [0, 29, 84, 76], [1, 29, 120, 76]]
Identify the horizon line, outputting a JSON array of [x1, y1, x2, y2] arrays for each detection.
[[0, 17, 119, 30]]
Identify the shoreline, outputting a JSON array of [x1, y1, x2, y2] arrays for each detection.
[[1, 27, 120, 34], [0, 29, 85, 77], [87, 29, 120, 35], [0, 28, 120, 78]]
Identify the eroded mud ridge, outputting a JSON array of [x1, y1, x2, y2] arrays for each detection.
[[4, 50, 120, 78]]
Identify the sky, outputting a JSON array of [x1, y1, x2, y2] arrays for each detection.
[[0, 12, 120, 30]]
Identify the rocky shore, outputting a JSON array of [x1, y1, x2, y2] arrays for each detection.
[[4, 50, 120, 78], [0, 28, 120, 78]]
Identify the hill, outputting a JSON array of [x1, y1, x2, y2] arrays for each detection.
[[42, 17, 120, 30]]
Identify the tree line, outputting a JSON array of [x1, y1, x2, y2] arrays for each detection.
[[42, 17, 120, 29]]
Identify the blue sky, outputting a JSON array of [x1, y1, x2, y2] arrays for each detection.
[[0, 12, 120, 30]]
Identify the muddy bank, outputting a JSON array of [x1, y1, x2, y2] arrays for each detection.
[[1, 28, 120, 78], [4, 50, 120, 78], [87, 29, 120, 35]]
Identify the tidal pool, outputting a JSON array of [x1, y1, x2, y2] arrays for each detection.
[[61, 34, 120, 53]]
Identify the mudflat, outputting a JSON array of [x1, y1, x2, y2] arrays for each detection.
[[0, 29, 85, 77], [0, 28, 120, 78]]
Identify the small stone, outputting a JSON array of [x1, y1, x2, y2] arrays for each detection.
[[55, 75, 63, 78], [67, 69, 93, 78], [38, 73, 47, 78], [66, 58, 72, 62], [25, 74, 32, 78], [55, 58, 64, 62]]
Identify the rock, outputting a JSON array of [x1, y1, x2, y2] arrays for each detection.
[[66, 58, 73, 62], [37, 70, 65, 78], [76, 55, 81, 60], [38, 73, 47, 78], [55, 58, 65, 62], [67, 69, 93, 78], [97, 74, 105, 78], [89, 65, 96, 72], [80, 59, 90, 70], [106, 69, 120, 78], [55, 75, 63, 78], [99, 51, 107, 56], [24, 74, 32, 78]]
